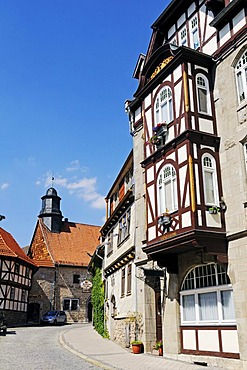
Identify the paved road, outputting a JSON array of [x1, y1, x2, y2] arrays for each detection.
[[0, 324, 99, 370]]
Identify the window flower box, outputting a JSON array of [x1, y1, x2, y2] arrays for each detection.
[[152, 122, 167, 135], [208, 206, 220, 214]]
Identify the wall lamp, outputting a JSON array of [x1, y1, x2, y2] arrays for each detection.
[[219, 198, 227, 213]]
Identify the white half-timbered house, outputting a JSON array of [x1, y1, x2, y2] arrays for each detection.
[[126, 0, 246, 367], [101, 152, 137, 345], [0, 227, 37, 326]]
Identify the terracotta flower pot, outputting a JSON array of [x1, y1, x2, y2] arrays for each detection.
[[158, 347, 163, 356], [132, 343, 142, 354]]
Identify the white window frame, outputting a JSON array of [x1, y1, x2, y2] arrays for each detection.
[[243, 142, 247, 173], [63, 298, 79, 311], [180, 26, 187, 46], [158, 164, 178, 214], [196, 74, 210, 114], [235, 49, 247, 104], [202, 154, 219, 206], [155, 86, 174, 124], [118, 208, 131, 245], [180, 263, 236, 326], [190, 16, 199, 49]]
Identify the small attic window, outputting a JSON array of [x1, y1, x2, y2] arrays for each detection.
[[73, 274, 80, 284]]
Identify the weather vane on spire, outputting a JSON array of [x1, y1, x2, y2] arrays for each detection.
[[51, 175, 55, 187]]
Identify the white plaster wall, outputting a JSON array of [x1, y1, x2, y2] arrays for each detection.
[[144, 94, 151, 109], [178, 144, 187, 164], [198, 118, 214, 134], [219, 24, 231, 48], [198, 330, 219, 352], [182, 211, 192, 228], [188, 2, 196, 17]]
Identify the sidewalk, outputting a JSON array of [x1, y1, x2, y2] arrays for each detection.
[[60, 324, 221, 370]]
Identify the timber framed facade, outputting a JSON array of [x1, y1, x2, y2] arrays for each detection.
[[125, 0, 246, 368], [0, 227, 37, 326]]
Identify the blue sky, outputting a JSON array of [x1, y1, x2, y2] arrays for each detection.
[[0, 0, 168, 247]]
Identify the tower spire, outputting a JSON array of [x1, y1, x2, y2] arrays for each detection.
[[39, 187, 63, 233]]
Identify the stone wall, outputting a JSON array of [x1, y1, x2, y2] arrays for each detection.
[[28, 265, 91, 323]]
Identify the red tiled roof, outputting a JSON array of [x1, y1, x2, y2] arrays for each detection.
[[29, 219, 100, 267], [0, 227, 37, 268]]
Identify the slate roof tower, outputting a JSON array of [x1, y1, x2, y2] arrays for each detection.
[[38, 187, 63, 233]]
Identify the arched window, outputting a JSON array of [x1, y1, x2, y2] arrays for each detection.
[[235, 49, 247, 103], [155, 87, 174, 124], [196, 74, 210, 114], [158, 165, 178, 214], [202, 154, 218, 205], [180, 263, 235, 325]]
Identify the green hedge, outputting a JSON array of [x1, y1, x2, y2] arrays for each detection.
[[91, 267, 108, 337]]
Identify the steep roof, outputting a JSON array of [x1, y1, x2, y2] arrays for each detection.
[[28, 219, 100, 268], [0, 227, 37, 268]]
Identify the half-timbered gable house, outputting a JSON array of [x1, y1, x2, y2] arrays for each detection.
[[27, 187, 100, 323], [126, 0, 246, 367], [0, 227, 37, 326]]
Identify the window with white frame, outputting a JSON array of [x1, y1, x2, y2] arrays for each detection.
[[202, 154, 218, 205], [107, 231, 113, 256], [63, 298, 79, 311], [125, 167, 133, 192], [118, 209, 131, 245], [155, 87, 174, 124], [180, 263, 236, 325], [191, 16, 199, 49], [127, 264, 132, 294], [180, 26, 187, 46], [121, 267, 126, 297], [158, 165, 178, 214], [243, 142, 247, 173], [196, 74, 210, 114], [235, 49, 247, 103]]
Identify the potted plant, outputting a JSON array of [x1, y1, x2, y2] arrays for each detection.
[[152, 122, 167, 135], [148, 134, 161, 146], [208, 206, 220, 214], [155, 340, 163, 356], [157, 210, 172, 232], [131, 340, 143, 354]]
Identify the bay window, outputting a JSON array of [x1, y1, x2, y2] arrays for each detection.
[[180, 263, 236, 326]]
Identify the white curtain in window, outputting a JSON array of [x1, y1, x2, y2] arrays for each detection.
[[164, 180, 172, 211], [237, 71, 245, 101], [204, 171, 215, 204], [198, 87, 207, 113], [199, 292, 218, 321], [161, 102, 168, 122], [183, 295, 196, 321], [221, 290, 235, 320]]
